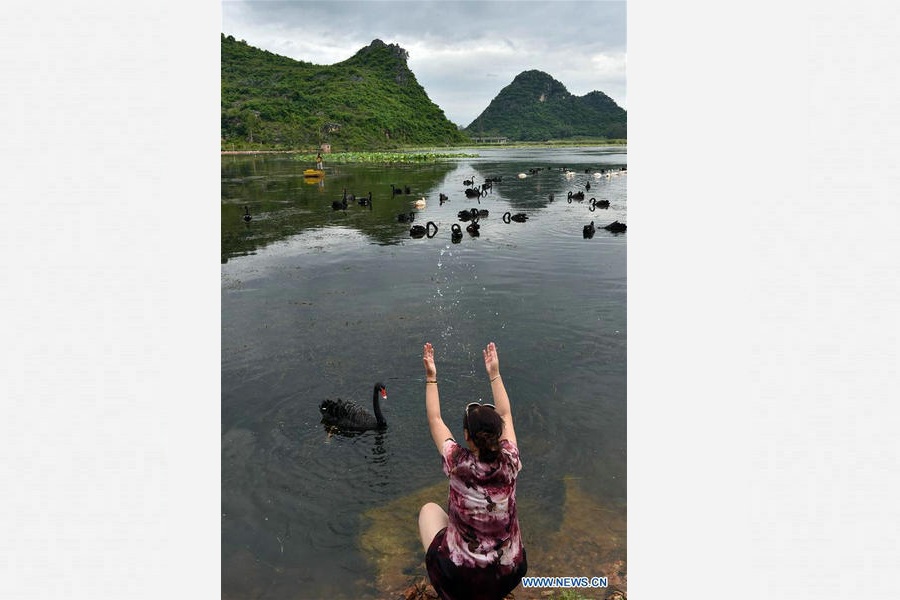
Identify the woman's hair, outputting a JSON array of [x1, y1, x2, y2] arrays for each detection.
[[463, 405, 503, 463]]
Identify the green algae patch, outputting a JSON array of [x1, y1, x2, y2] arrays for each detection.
[[359, 476, 626, 599], [522, 476, 627, 597], [359, 480, 448, 595]]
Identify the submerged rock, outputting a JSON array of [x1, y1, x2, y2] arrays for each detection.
[[360, 481, 447, 595], [359, 476, 627, 599]]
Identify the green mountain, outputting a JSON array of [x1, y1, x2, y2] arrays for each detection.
[[464, 70, 627, 141], [221, 35, 468, 150]]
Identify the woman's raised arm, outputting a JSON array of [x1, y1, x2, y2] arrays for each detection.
[[483, 342, 516, 446], [423, 342, 453, 452]]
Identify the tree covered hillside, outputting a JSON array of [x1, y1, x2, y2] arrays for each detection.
[[221, 35, 468, 150], [464, 70, 627, 141]]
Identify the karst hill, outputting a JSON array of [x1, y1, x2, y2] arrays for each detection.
[[464, 70, 627, 141], [221, 35, 468, 150]]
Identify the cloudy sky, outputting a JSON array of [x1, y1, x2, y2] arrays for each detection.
[[221, 0, 626, 127]]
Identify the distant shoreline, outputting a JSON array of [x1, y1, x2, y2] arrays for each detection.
[[221, 141, 627, 156]]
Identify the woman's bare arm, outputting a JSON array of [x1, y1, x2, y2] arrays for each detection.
[[483, 342, 516, 446], [423, 342, 453, 452]]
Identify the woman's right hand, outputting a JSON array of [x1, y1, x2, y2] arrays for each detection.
[[423, 342, 437, 379], [482, 342, 500, 380]]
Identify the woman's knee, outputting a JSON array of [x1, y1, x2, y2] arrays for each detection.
[[418, 502, 445, 527], [419, 502, 442, 517], [418, 502, 448, 549]]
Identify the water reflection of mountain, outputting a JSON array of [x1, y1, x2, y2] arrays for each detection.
[[221, 158, 457, 263], [456, 159, 627, 213]]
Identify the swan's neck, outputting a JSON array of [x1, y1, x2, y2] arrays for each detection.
[[372, 387, 385, 425]]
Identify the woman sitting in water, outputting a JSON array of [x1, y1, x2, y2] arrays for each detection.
[[418, 342, 527, 600]]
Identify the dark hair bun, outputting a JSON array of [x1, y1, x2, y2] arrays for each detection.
[[473, 428, 501, 463], [463, 405, 504, 463]]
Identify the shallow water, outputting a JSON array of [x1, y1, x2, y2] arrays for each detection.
[[221, 146, 627, 599]]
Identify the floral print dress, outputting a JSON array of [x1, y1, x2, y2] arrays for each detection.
[[439, 438, 525, 572]]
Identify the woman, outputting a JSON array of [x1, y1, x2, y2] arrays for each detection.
[[419, 342, 527, 600], [315, 152, 323, 170]]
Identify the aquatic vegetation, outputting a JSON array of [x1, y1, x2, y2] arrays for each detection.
[[293, 151, 478, 164]]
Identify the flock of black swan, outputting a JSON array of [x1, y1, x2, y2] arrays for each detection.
[[377, 167, 623, 239], [313, 167, 624, 434], [238, 166, 626, 241]]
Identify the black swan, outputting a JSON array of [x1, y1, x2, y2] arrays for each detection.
[[320, 382, 388, 432], [463, 176, 475, 186], [357, 191, 373, 206], [583, 221, 596, 239], [243, 206, 252, 222], [464, 187, 483, 199], [410, 221, 438, 238], [591, 197, 610, 209], [332, 189, 348, 210], [398, 212, 416, 223], [439, 193, 449, 205], [476, 208, 489, 218], [586, 181, 591, 191], [567, 190, 585, 202], [502, 211, 528, 223], [466, 215, 480, 236], [603, 221, 627, 233], [404, 185, 411, 195], [458, 208, 474, 222], [391, 184, 402, 196], [451, 223, 463, 243]]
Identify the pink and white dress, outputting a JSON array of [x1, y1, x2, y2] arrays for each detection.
[[425, 438, 527, 600]]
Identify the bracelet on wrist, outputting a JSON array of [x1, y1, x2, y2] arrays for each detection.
[[426, 380, 437, 384], [490, 374, 501, 382]]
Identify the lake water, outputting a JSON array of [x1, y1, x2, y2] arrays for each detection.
[[221, 146, 627, 599]]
